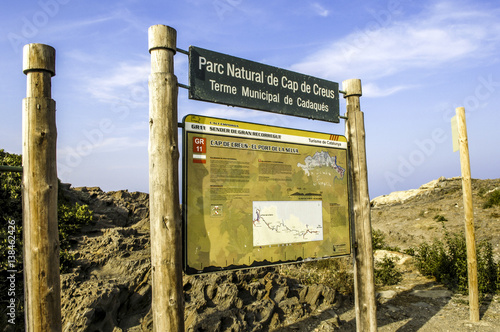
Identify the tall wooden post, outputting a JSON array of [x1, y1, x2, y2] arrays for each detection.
[[22, 43, 61, 331], [343, 79, 377, 332], [456, 106, 479, 322], [148, 25, 184, 331]]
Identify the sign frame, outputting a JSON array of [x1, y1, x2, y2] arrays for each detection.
[[189, 46, 340, 123], [182, 114, 351, 274]]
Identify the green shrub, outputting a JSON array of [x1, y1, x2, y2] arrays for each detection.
[[60, 250, 77, 274], [0, 150, 24, 328], [433, 214, 448, 222], [0, 150, 23, 271], [58, 202, 93, 272], [477, 240, 498, 294], [58, 202, 93, 247], [415, 231, 468, 292], [0, 149, 93, 273], [414, 226, 499, 295], [483, 189, 500, 208], [403, 247, 415, 256], [375, 256, 402, 286], [372, 229, 386, 250], [371, 229, 401, 252]]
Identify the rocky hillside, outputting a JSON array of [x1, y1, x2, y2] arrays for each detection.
[[58, 186, 152, 331], [371, 176, 500, 259], [59, 186, 342, 331], [56, 177, 500, 331]]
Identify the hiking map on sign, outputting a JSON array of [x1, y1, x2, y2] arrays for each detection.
[[182, 115, 351, 274]]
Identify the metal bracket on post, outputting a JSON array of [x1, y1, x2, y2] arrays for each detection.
[[176, 47, 189, 55], [0, 165, 23, 173]]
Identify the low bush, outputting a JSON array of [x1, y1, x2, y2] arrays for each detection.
[[372, 228, 400, 252], [372, 229, 386, 250], [414, 226, 499, 295], [433, 214, 448, 222], [476, 240, 499, 294], [375, 256, 402, 286], [58, 202, 93, 271], [0, 149, 94, 273], [483, 189, 500, 208]]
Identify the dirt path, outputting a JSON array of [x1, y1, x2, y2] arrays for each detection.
[[273, 267, 500, 331]]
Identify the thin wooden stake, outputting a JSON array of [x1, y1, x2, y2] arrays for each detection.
[[22, 43, 61, 331], [456, 106, 479, 322], [148, 25, 184, 331], [343, 79, 377, 332]]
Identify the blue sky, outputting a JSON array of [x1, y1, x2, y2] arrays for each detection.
[[1, 0, 499, 199]]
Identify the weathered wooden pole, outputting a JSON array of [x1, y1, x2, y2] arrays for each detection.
[[456, 106, 479, 322], [22, 43, 61, 331], [343, 79, 377, 332], [148, 25, 184, 331]]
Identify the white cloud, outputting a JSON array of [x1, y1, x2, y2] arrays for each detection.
[[97, 136, 148, 151], [85, 60, 150, 105], [362, 82, 416, 98], [58, 135, 147, 159], [292, 2, 500, 85], [312, 3, 329, 17]]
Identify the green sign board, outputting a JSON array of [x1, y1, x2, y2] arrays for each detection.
[[189, 46, 340, 123], [182, 115, 351, 274]]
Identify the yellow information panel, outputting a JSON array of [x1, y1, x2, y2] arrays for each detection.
[[182, 115, 351, 274]]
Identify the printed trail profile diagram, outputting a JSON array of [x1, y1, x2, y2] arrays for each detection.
[[253, 201, 323, 247]]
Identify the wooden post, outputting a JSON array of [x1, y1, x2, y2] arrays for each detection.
[[456, 106, 479, 322], [22, 43, 61, 331], [148, 25, 184, 331], [343, 79, 377, 332]]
